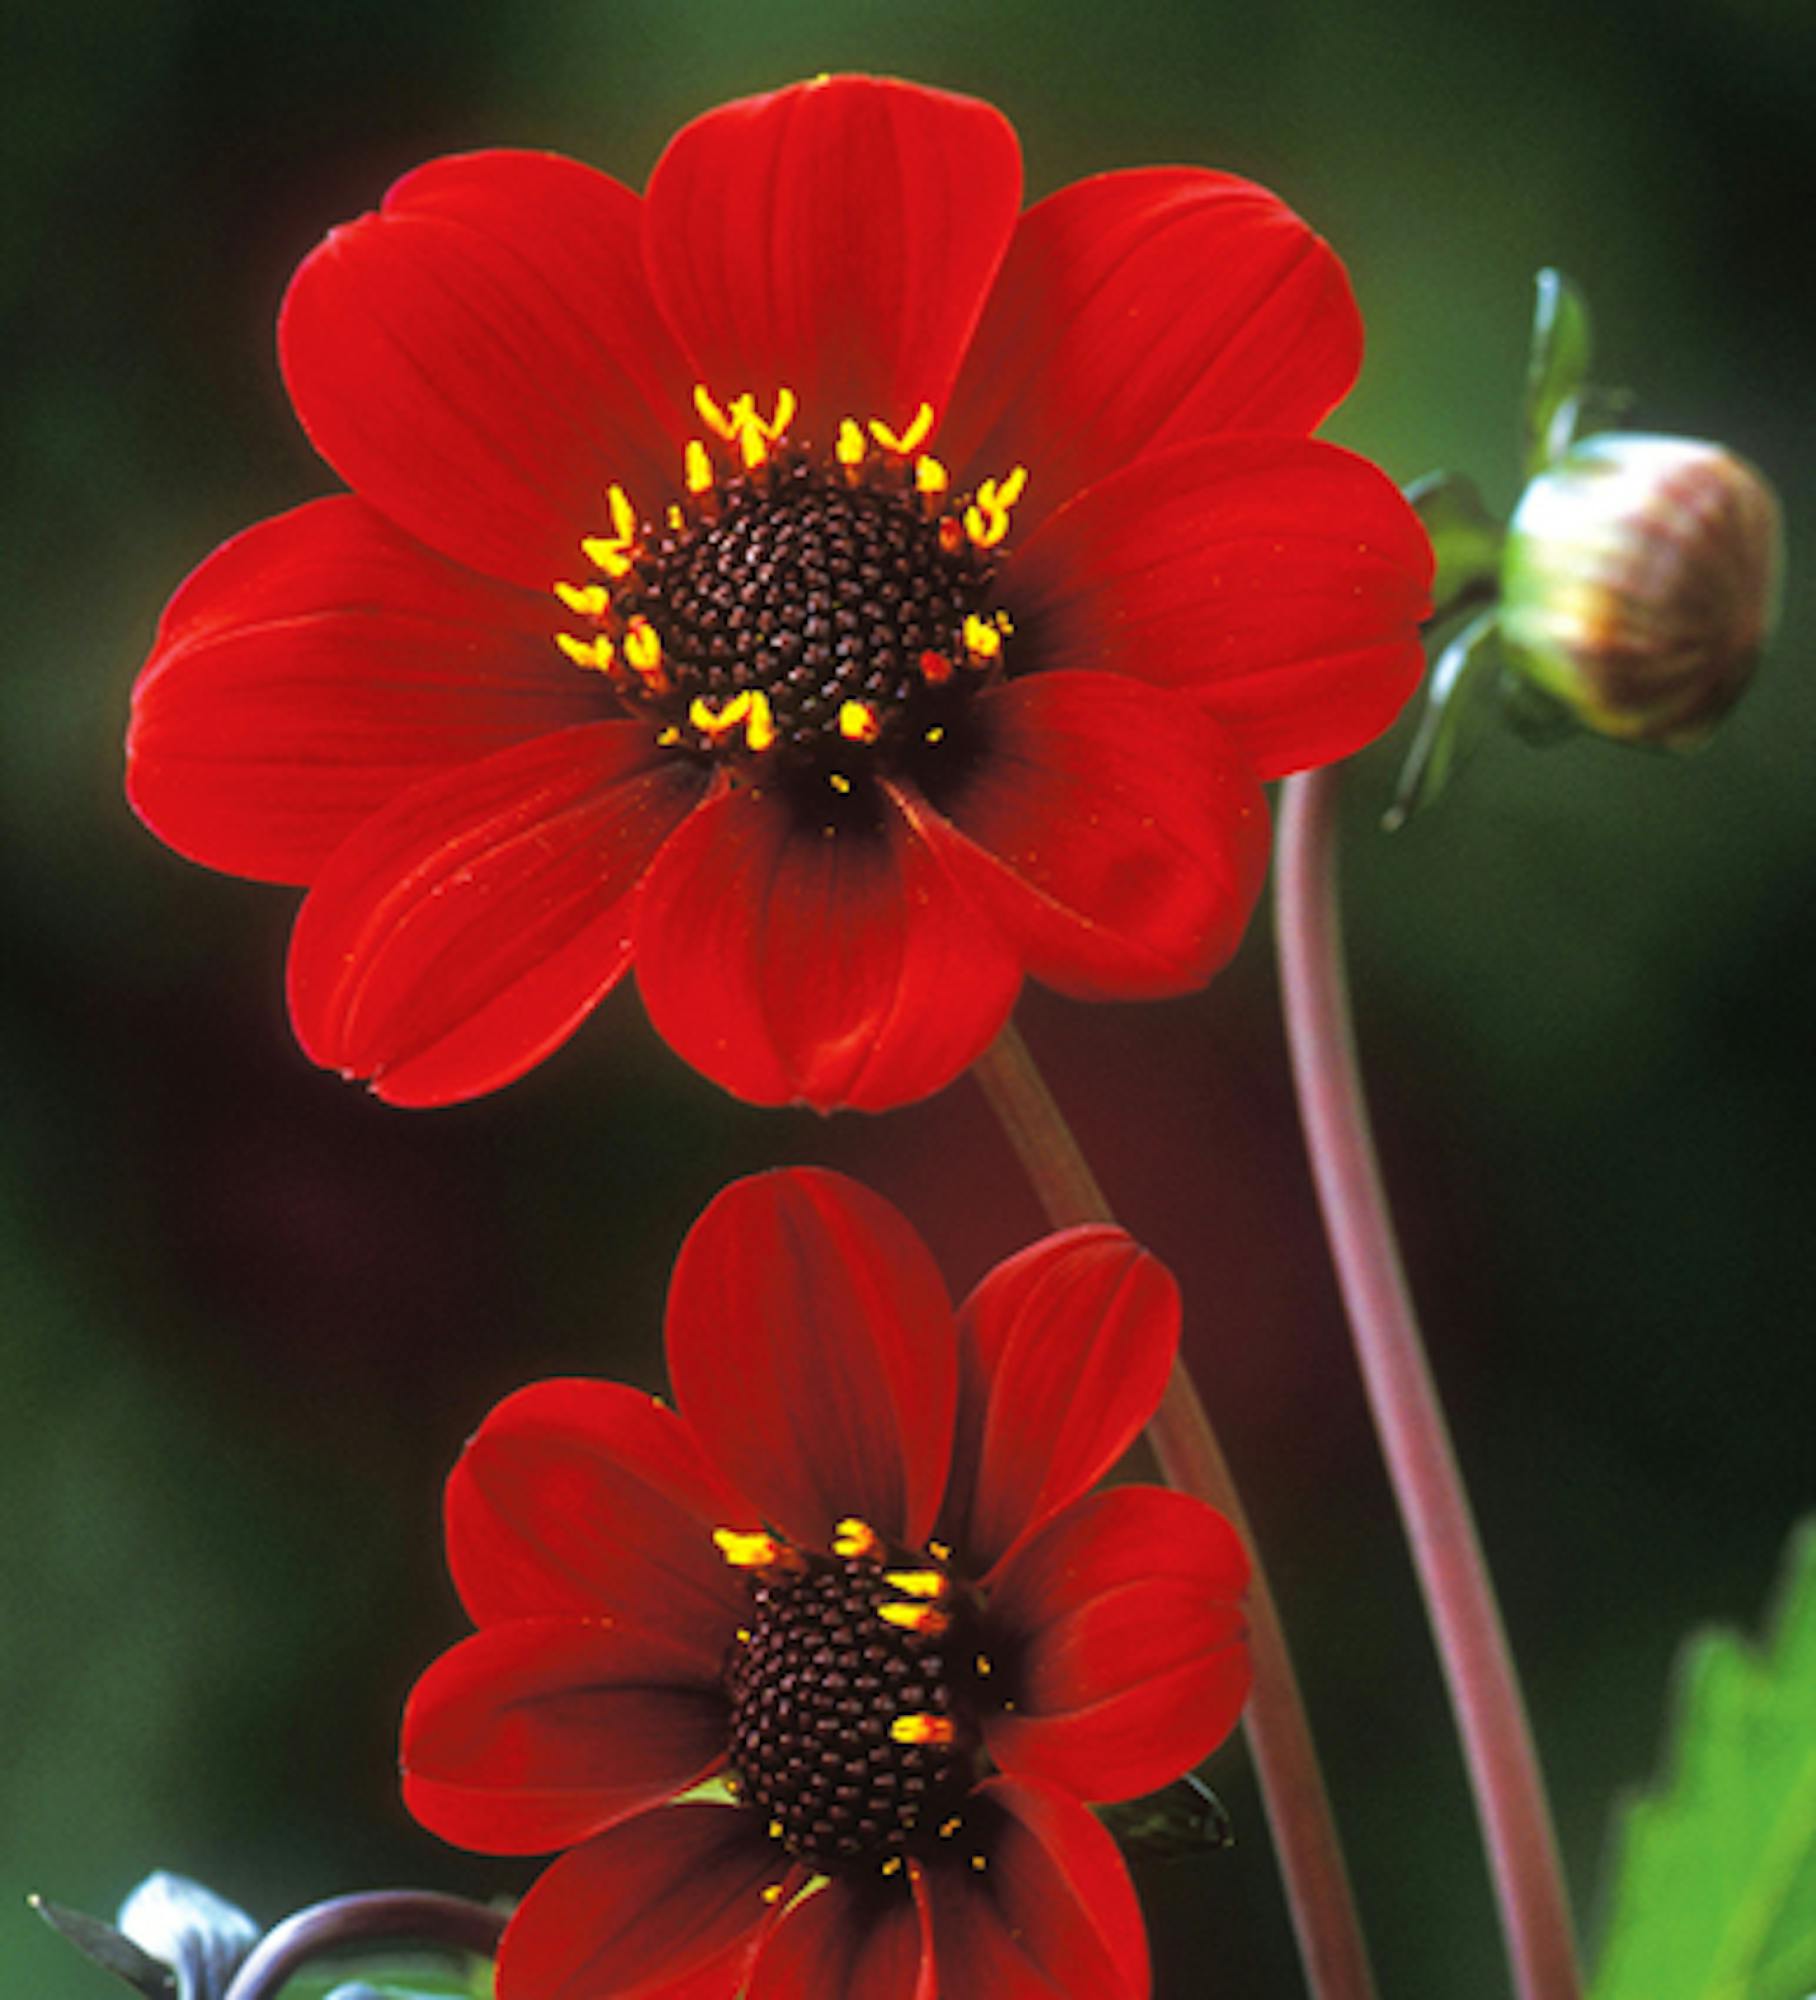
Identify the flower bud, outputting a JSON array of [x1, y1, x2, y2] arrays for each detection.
[[1499, 434, 1781, 747]]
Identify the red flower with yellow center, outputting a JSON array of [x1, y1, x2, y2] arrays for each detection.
[[127, 75, 1431, 1111], [402, 1169, 1249, 1999]]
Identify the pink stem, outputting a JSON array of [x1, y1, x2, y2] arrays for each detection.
[[1274, 765, 1581, 2000], [221, 1891, 503, 2000], [975, 1023, 1378, 2000]]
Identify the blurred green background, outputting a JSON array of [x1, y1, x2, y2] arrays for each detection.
[[3, 0, 1811, 1994]]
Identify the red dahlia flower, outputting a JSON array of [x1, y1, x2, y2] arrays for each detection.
[[127, 75, 1431, 1111], [403, 1168, 1249, 1999]]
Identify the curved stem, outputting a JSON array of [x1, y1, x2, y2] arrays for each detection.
[[220, 1891, 503, 2000], [1274, 765, 1581, 2000], [974, 1023, 1378, 2000]]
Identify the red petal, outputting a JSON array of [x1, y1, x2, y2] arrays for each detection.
[[127, 499, 587, 885], [940, 167, 1362, 531], [496, 1804, 786, 2000], [1006, 435, 1433, 777], [943, 1230, 1179, 1578], [446, 1380, 751, 1666], [633, 785, 1021, 1112], [643, 77, 1020, 439], [280, 151, 695, 590], [984, 1487, 1251, 1803], [896, 673, 1270, 1000], [664, 1170, 956, 1551], [919, 1777, 1148, 2000], [286, 725, 707, 1105], [402, 1617, 727, 1854], [747, 1879, 931, 2000]]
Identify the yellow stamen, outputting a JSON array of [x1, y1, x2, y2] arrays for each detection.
[[836, 418, 867, 469], [693, 384, 737, 440], [869, 402, 934, 456], [833, 1518, 883, 1560], [828, 771, 853, 795], [684, 438, 714, 494], [928, 1540, 952, 1560], [656, 724, 682, 747], [882, 1569, 948, 1600], [696, 384, 799, 472], [623, 620, 664, 679], [555, 632, 609, 672], [554, 581, 608, 618], [762, 387, 799, 440], [762, 1883, 783, 1904], [890, 1714, 958, 1746], [691, 691, 755, 743], [974, 1653, 993, 1677], [879, 1602, 952, 1636], [880, 1855, 903, 1877], [962, 614, 1003, 664], [607, 484, 638, 543], [837, 699, 881, 744], [963, 466, 1028, 550], [768, 1818, 786, 1840], [924, 725, 946, 745], [581, 536, 636, 580], [914, 455, 949, 499], [714, 1526, 782, 1569], [971, 1854, 988, 1872], [743, 689, 778, 754], [939, 1816, 963, 1838]]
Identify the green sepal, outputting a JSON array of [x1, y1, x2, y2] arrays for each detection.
[[1099, 1770, 1236, 1860], [1591, 1517, 1816, 2000], [1524, 268, 1594, 477], [28, 1897, 177, 2000], [1496, 662, 1579, 746], [1383, 610, 1507, 831], [1403, 470, 1506, 623]]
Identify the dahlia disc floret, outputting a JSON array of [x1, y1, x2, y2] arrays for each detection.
[[402, 1168, 1251, 1999], [127, 74, 1432, 1111]]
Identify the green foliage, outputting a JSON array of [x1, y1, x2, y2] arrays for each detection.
[[1523, 268, 1593, 476], [287, 1957, 493, 2000], [1592, 1519, 1816, 2000]]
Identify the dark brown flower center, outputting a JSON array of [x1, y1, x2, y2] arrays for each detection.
[[719, 1526, 984, 1876], [620, 464, 991, 762], [552, 389, 1025, 793]]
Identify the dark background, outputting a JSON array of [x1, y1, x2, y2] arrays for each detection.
[[3, 1, 1811, 1994]]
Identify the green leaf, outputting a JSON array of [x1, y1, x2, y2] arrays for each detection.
[[1402, 470, 1506, 623], [281, 1954, 493, 2000], [29, 1896, 176, 1999], [1592, 1517, 1816, 2000], [1523, 268, 1594, 476], [1383, 610, 1506, 831], [1101, 1770, 1236, 1860]]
